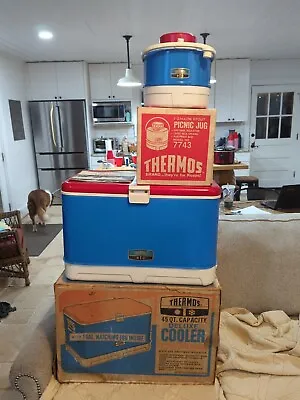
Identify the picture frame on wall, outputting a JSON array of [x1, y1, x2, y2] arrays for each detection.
[[9, 99, 25, 141]]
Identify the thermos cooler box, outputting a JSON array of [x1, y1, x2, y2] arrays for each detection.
[[55, 274, 221, 384], [61, 171, 221, 285]]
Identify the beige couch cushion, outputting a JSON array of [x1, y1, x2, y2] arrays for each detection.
[[218, 214, 300, 315]]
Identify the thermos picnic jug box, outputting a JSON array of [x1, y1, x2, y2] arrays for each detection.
[[55, 273, 221, 384], [61, 171, 221, 286], [136, 107, 216, 186]]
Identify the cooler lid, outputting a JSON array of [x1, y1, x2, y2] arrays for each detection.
[[160, 32, 196, 43], [62, 170, 221, 198], [64, 298, 151, 324]]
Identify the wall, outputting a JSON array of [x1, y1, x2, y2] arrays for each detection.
[[251, 59, 300, 86], [0, 52, 37, 214]]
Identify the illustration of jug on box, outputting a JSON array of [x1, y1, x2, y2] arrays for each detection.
[[146, 117, 170, 151], [63, 298, 152, 368]]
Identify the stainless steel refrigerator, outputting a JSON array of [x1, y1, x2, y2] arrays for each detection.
[[29, 100, 88, 194]]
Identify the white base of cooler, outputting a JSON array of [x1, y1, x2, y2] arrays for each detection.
[[64, 264, 217, 286], [143, 85, 210, 109]]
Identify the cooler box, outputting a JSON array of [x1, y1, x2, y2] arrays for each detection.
[[62, 171, 221, 285], [55, 274, 221, 384]]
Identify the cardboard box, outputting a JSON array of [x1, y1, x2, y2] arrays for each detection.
[[137, 107, 216, 186], [55, 274, 221, 384]]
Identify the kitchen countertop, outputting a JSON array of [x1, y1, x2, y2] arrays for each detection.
[[213, 162, 248, 171], [91, 153, 106, 157], [95, 165, 135, 171]]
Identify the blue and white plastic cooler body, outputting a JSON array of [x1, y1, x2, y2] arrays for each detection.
[[62, 175, 221, 285], [143, 33, 216, 109]]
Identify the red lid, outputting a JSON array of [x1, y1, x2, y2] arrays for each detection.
[[160, 32, 196, 43], [106, 150, 114, 159], [62, 178, 221, 197]]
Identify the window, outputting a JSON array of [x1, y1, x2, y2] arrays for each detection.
[[255, 92, 294, 139]]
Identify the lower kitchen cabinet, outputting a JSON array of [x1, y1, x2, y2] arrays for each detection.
[[90, 155, 105, 169]]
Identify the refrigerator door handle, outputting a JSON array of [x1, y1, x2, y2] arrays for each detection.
[[50, 103, 58, 148], [56, 104, 64, 151]]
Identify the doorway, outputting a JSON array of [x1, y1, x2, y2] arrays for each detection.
[[0, 143, 10, 212], [0, 189, 3, 212], [250, 85, 300, 187]]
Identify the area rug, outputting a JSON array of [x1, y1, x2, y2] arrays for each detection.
[[23, 224, 62, 257]]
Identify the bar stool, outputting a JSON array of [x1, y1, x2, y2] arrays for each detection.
[[235, 176, 259, 201]]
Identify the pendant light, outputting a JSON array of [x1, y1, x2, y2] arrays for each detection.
[[200, 32, 216, 85], [117, 35, 141, 87]]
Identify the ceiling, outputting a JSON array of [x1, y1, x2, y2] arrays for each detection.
[[0, 0, 300, 63]]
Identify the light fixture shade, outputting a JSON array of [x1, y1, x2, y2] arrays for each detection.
[[117, 68, 142, 87], [210, 76, 217, 84]]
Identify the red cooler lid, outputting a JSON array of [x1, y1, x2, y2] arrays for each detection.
[[160, 32, 196, 43], [62, 171, 221, 197]]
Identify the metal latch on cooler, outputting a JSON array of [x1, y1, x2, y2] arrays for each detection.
[[129, 181, 150, 204], [115, 314, 125, 322]]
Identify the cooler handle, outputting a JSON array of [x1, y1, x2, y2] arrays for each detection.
[[129, 183, 150, 204]]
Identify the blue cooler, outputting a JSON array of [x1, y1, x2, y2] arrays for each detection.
[[143, 32, 216, 109], [62, 171, 221, 285]]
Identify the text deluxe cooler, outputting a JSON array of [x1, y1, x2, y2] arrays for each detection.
[[62, 172, 221, 285]]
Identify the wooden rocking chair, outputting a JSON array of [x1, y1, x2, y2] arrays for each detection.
[[0, 210, 30, 286]]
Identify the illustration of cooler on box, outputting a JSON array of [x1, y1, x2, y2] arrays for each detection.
[[63, 298, 152, 368]]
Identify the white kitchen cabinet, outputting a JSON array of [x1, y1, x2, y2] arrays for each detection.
[[55, 62, 86, 100], [89, 63, 133, 100], [27, 62, 86, 100], [132, 64, 144, 85], [208, 61, 216, 108], [215, 60, 232, 121], [90, 155, 105, 169], [89, 64, 112, 100], [110, 64, 132, 100], [231, 60, 250, 121], [215, 59, 250, 122], [27, 63, 58, 100]]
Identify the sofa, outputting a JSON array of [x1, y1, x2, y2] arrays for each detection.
[[8, 213, 300, 399]]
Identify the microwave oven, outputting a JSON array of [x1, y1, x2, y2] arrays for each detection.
[[92, 101, 127, 123], [93, 137, 119, 154]]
